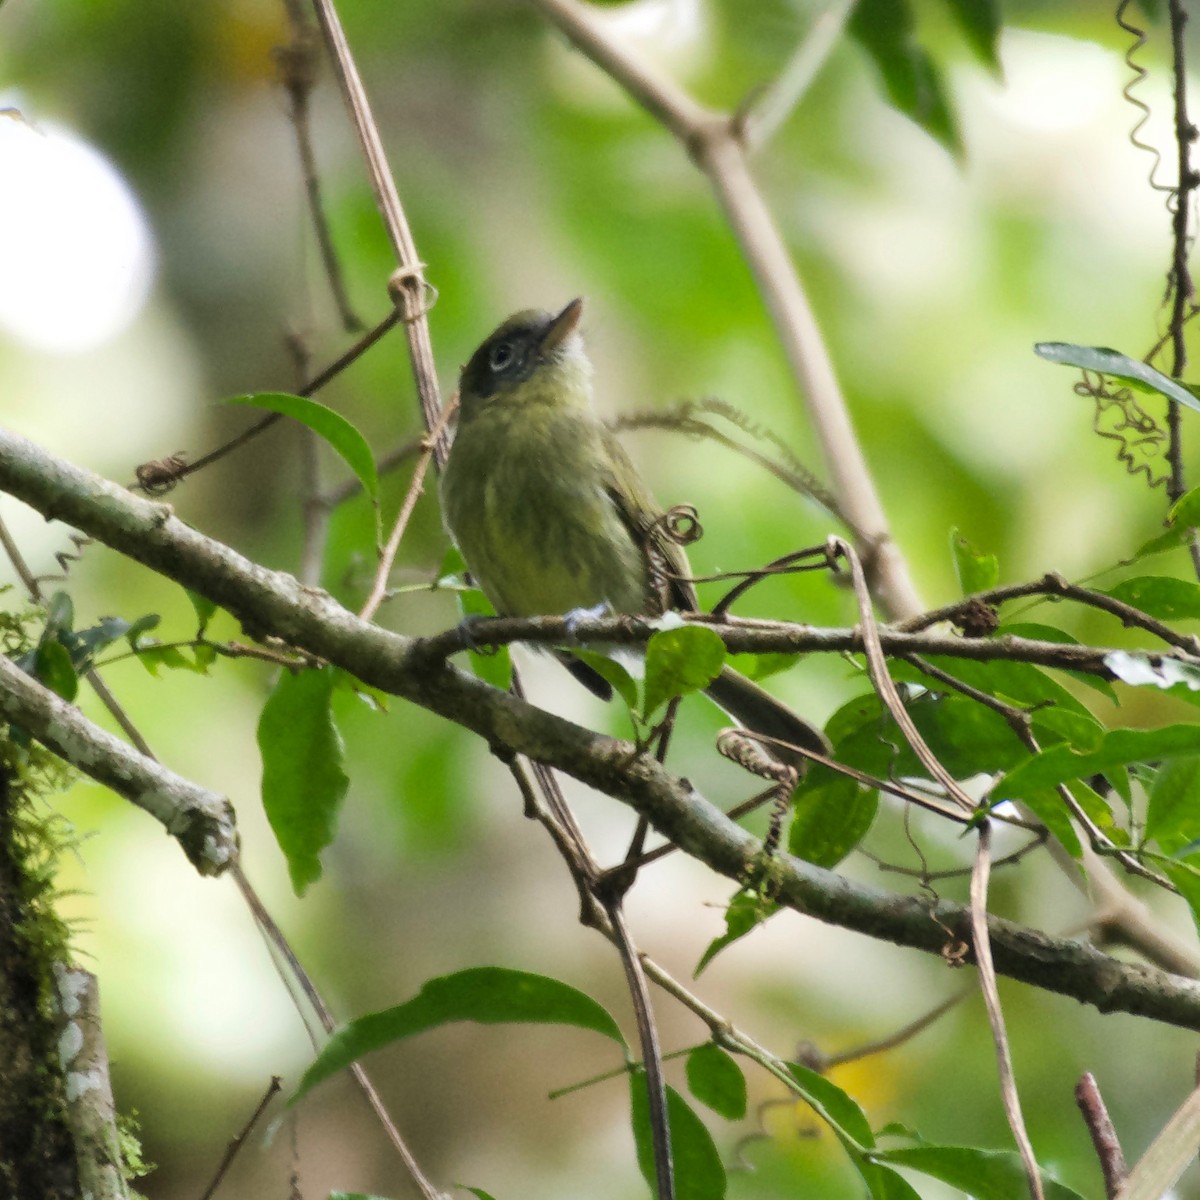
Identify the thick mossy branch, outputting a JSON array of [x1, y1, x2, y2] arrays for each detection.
[[2, 430, 1200, 1029], [0, 764, 77, 1200]]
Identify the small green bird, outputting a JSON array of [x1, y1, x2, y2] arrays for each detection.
[[440, 298, 828, 763]]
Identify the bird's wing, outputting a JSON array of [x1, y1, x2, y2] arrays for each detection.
[[597, 426, 699, 614]]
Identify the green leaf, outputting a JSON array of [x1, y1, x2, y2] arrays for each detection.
[[907, 654, 1093, 718], [329, 1194, 395, 1200], [685, 1043, 747, 1120], [293, 967, 624, 1106], [941, 0, 1001, 71], [123, 612, 162, 649], [630, 1079, 725, 1200], [136, 643, 194, 677], [785, 1061, 874, 1150], [570, 649, 639, 712], [1017, 790, 1082, 858], [1146, 757, 1200, 853], [725, 652, 803, 682], [257, 667, 350, 895], [461, 1191, 500, 1200], [1029, 707, 1105, 754], [997, 725, 1200, 800], [1033, 343, 1200, 413], [43, 591, 74, 639], [873, 1144, 1087, 1199], [1105, 576, 1200, 620], [1067, 778, 1128, 845], [998, 623, 1117, 702], [642, 626, 725, 720], [186, 589, 217, 634], [695, 889, 775, 977], [860, 1165, 925, 1200], [950, 527, 998, 595], [33, 640, 78, 701], [1162, 860, 1200, 937], [848, 0, 962, 156], [1169, 486, 1200, 530], [789, 773, 878, 868], [226, 392, 381, 535]]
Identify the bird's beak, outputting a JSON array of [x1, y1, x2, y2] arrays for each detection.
[[539, 297, 584, 356]]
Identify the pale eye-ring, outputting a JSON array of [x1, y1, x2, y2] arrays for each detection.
[[488, 340, 515, 372]]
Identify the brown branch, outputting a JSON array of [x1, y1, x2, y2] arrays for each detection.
[[7, 433, 1200, 1030], [1076, 1072, 1127, 1199], [971, 824, 1044, 1200], [307, 0, 447, 465], [895, 572, 1200, 657], [276, 0, 363, 331]]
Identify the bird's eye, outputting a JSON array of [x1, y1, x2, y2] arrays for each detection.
[[488, 340, 515, 373]]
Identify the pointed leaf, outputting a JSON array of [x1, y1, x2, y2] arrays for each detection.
[[293, 967, 624, 1106], [875, 1145, 1086, 1199], [186, 589, 217, 634], [1105, 576, 1200, 620], [1034, 343, 1200, 413], [849, 0, 962, 156], [951, 527, 999, 595], [695, 889, 775, 977], [33, 640, 77, 701], [786, 1061, 874, 1149], [1146, 756, 1200, 852], [226, 391, 381, 532], [942, 0, 1001, 71], [726, 652, 803, 682], [789, 773, 878, 868], [642, 626, 725, 720], [258, 666, 349, 895], [571, 649, 639, 712], [685, 1043, 747, 1120], [630, 1079, 725, 1200], [996, 725, 1200, 800]]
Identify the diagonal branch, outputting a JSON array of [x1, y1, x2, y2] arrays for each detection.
[[3, 432, 1200, 1029], [0, 653, 238, 876]]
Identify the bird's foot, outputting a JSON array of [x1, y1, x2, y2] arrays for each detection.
[[455, 612, 488, 652]]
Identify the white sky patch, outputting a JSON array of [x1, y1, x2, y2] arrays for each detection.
[[548, 0, 708, 108], [0, 108, 155, 353], [980, 29, 1123, 134]]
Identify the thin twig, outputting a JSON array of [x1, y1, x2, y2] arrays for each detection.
[[971, 825, 1044, 1200], [143, 308, 403, 491], [359, 399, 457, 621], [895, 571, 1200, 656], [318, 437, 423, 509], [815, 989, 969, 1071], [277, 0, 363, 332], [605, 900, 675, 1200], [307, 0, 447, 464], [832, 537, 976, 812], [1165, 0, 1197, 544], [1076, 1072, 1127, 1199], [285, 331, 333, 587], [197, 1075, 283, 1200], [741, 0, 857, 151]]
